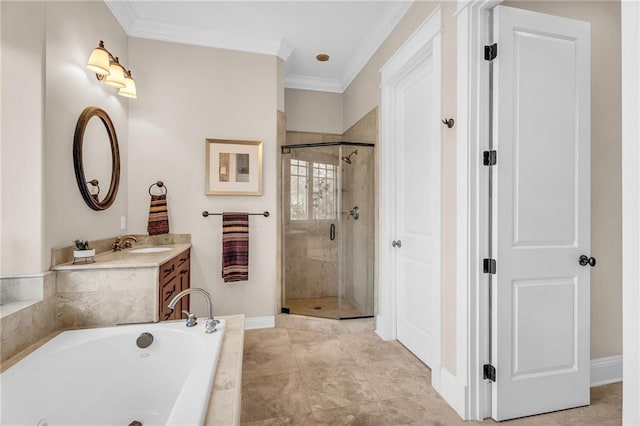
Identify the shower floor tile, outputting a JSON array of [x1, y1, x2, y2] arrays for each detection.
[[284, 296, 366, 319]]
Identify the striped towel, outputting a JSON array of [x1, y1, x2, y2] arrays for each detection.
[[222, 212, 249, 283], [147, 194, 169, 235]]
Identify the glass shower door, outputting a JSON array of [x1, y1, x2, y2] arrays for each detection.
[[282, 145, 342, 319]]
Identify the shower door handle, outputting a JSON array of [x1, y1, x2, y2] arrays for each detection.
[[329, 224, 336, 241]]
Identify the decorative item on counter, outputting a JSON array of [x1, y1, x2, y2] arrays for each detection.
[[148, 181, 169, 235], [73, 239, 96, 264]]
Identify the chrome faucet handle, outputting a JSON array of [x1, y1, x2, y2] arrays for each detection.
[[204, 317, 219, 333], [182, 310, 197, 327]]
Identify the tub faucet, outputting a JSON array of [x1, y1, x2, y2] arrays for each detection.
[[113, 235, 138, 251], [167, 288, 219, 333]]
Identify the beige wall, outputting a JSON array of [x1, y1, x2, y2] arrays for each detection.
[[503, 0, 622, 360], [1, 2, 45, 274], [1, 1, 128, 275], [128, 38, 279, 318], [342, 1, 459, 373], [285, 89, 343, 134], [44, 1, 129, 262]]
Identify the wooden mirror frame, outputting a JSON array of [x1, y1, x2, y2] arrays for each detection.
[[73, 107, 120, 211]]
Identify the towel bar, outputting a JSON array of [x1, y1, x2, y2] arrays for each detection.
[[202, 211, 269, 218]]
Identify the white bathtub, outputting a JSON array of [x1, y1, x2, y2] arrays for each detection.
[[0, 319, 226, 426]]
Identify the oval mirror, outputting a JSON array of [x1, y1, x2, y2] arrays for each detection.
[[73, 107, 120, 210]]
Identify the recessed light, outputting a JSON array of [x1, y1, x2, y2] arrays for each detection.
[[316, 53, 330, 62]]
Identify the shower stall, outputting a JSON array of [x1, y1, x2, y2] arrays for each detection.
[[281, 142, 374, 319]]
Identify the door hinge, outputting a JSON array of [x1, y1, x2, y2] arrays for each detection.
[[483, 150, 497, 166], [483, 364, 496, 382], [483, 258, 496, 274], [484, 43, 498, 61]]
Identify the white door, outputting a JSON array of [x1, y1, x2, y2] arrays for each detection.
[[392, 39, 442, 375], [491, 5, 591, 421], [379, 7, 442, 387]]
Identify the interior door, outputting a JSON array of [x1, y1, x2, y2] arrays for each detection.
[[491, 5, 591, 420], [394, 44, 442, 373]]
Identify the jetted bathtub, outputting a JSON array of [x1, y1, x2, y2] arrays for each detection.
[[0, 319, 226, 426]]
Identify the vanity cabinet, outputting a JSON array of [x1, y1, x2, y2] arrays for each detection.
[[159, 249, 190, 321]]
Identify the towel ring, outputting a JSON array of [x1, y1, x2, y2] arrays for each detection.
[[148, 180, 168, 196]]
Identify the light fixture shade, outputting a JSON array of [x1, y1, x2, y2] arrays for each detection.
[[86, 45, 110, 76], [119, 72, 137, 99], [103, 58, 126, 88]]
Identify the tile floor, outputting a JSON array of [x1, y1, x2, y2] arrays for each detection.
[[241, 328, 622, 425]]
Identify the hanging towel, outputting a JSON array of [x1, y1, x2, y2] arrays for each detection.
[[222, 212, 249, 282], [147, 194, 169, 235]]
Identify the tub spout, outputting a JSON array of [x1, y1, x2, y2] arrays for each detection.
[[167, 288, 219, 333]]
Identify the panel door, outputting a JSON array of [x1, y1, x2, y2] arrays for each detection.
[[492, 5, 591, 420], [395, 45, 442, 371]]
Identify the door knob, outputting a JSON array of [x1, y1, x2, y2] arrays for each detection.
[[392, 240, 402, 248], [578, 255, 596, 267]]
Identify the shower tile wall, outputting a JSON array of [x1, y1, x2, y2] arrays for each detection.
[[286, 131, 343, 145], [284, 231, 338, 299], [342, 108, 378, 143]]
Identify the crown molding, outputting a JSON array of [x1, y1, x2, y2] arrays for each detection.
[[105, 0, 137, 32], [284, 75, 343, 93], [277, 40, 295, 62], [104, 0, 291, 60], [105, 0, 414, 93], [339, 0, 414, 92]]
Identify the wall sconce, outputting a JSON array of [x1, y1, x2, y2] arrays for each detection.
[[86, 41, 137, 99]]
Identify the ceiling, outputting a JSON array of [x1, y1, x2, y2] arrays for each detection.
[[104, 1, 414, 93]]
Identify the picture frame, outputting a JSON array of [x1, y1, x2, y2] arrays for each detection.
[[205, 139, 263, 195]]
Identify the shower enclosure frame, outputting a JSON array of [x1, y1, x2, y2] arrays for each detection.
[[280, 141, 375, 320]]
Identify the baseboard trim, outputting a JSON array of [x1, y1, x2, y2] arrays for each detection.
[[438, 367, 467, 419], [591, 355, 623, 387], [245, 316, 275, 330]]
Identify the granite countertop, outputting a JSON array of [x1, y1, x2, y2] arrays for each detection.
[[51, 243, 191, 271]]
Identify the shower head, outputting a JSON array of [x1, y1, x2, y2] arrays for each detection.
[[341, 149, 358, 165]]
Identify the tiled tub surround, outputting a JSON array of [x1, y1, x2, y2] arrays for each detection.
[[0, 273, 57, 362], [52, 242, 191, 328], [1, 314, 245, 426]]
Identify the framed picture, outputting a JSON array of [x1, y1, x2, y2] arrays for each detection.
[[205, 139, 263, 195]]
